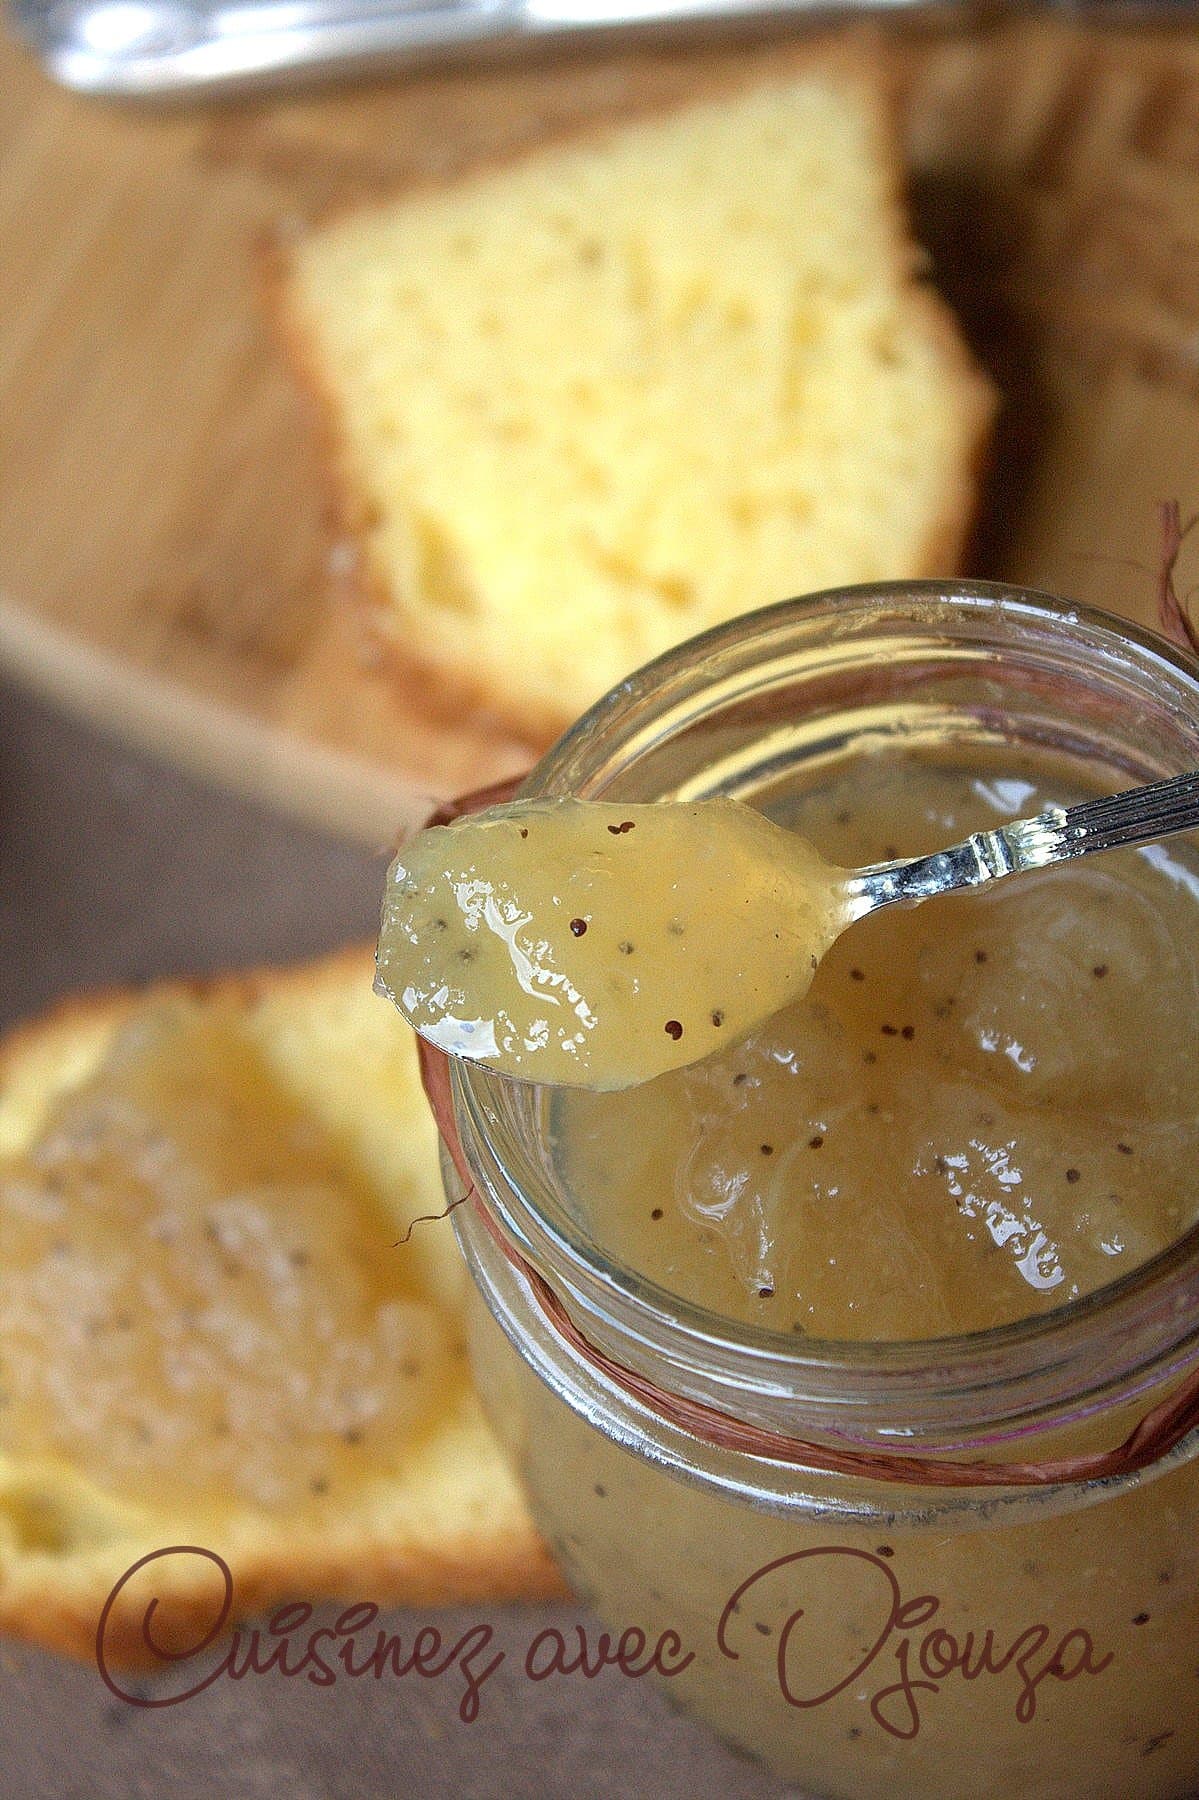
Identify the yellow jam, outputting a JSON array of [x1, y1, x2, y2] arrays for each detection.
[[0, 1000, 451, 1515], [550, 757, 1199, 1337], [448, 747, 1199, 1800], [377, 797, 846, 1088], [472, 1302, 1199, 1800]]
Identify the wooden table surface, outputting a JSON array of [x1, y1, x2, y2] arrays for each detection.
[[1, 15, 1198, 843]]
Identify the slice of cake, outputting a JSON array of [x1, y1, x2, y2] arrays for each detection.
[[279, 57, 994, 739], [0, 949, 564, 1666]]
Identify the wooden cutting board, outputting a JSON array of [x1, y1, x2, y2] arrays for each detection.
[[1, 16, 1198, 844]]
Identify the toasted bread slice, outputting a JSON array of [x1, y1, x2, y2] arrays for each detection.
[[0, 947, 564, 1668]]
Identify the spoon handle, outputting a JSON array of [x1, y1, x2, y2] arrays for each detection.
[[843, 768, 1199, 920]]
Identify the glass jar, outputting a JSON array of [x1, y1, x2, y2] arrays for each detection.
[[440, 582, 1199, 1800]]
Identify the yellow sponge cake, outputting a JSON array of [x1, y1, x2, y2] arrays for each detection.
[[280, 58, 994, 736], [0, 950, 564, 1666]]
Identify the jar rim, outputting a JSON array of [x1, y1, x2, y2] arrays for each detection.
[[450, 580, 1199, 1451]]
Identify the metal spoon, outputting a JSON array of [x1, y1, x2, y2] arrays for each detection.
[[377, 771, 1199, 1091], [842, 768, 1199, 923]]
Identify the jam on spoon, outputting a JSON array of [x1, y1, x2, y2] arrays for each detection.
[[375, 773, 1199, 1091]]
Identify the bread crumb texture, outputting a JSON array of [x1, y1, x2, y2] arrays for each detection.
[[0, 950, 562, 1665], [286, 69, 993, 732]]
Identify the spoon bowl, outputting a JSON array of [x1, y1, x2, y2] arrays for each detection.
[[376, 772, 1199, 1091]]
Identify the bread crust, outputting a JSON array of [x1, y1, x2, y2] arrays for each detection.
[[11, 1526, 568, 1672], [0, 947, 567, 1672], [267, 35, 997, 746]]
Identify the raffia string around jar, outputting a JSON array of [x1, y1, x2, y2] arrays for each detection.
[[413, 781, 1199, 1491]]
